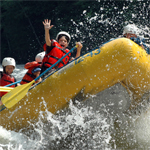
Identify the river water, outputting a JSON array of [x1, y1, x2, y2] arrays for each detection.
[[0, 65, 150, 149], [1, 1, 150, 149]]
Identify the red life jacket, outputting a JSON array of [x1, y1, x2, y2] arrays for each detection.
[[20, 61, 41, 84], [0, 72, 16, 97], [42, 40, 71, 69]]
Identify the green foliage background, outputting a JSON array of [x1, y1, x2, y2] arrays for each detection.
[[1, 0, 149, 64]]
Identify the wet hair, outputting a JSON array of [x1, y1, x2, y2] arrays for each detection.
[[57, 34, 69, 43]]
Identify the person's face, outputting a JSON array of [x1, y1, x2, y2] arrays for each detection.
[[58, 36, 68, 49], [124, 33, 137, 39], [5, 65, 14, 75], [33, 71, 41, 77]]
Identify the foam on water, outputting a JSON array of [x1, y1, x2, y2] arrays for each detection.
[[1, 70, 150, 146], [0, 100, 113, 149], [0, 65, 150, 149], [135, 112, 150, 145], [30, 100, 113, 149], [133, 99, 150, 147], [1, 2, 150, 148], [0, 126, 36, 150]]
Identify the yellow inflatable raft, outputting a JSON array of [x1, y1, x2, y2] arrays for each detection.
[[0, 38, 150, 131]]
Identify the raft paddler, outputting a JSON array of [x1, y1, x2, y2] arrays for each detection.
[[123, 24, 150, 54], [0, 57, 17, 105], [20, 52, 45, 85], [41, 19, 83, 74]]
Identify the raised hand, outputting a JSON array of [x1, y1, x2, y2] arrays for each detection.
[[43, 19, 54, 30]]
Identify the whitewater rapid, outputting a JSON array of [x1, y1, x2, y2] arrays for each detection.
[[0, 65, 150, 149]]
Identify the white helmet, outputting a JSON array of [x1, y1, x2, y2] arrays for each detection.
[[56, 31, 71, 43], [35, 51, 45, 63], [123, 24, 139, 35], [2, 57, 16, 68]]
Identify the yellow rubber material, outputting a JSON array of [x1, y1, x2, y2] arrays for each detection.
[[0, 38, 150, 131]]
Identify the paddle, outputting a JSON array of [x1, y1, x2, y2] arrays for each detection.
[[0, 86, 14, 92], [5, 80, 21, 87], [1, 45, 77, 108], [0, 80, 21, 93]]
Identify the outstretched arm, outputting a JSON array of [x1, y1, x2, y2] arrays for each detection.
[[43, 19, 54, 46]]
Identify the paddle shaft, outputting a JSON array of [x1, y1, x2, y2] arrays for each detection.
[[5, 80, 21, 87], [0, 86, 14, 92], [35, 45, 77, 81]]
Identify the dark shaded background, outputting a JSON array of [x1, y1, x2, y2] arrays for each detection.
[[1, 0, 149, 64]]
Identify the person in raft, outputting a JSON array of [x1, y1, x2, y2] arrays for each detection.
[[123, 24, 150, 54], [0, 57, 17, 105], [20, 51, 45, 85], [41, 19, 83, 73]]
